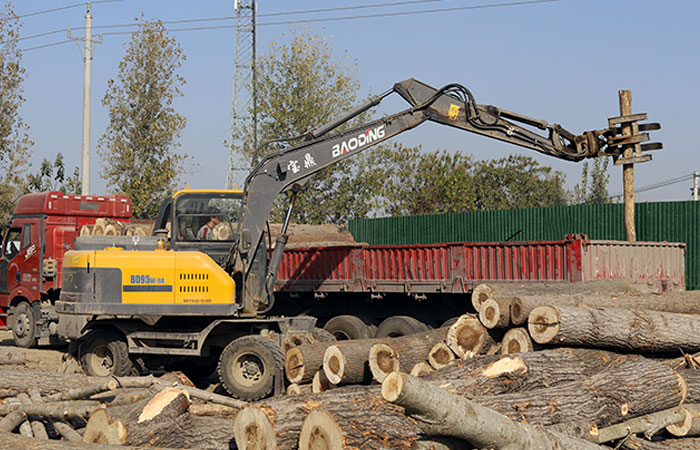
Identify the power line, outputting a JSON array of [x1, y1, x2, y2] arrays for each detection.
[[17, 0, 123, 19], [611, 174, 695, 198], [16, 0, 557, 53]]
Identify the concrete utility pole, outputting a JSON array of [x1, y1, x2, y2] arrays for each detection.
[[693, 171, 699, 201], [68, 3, 101, 195]]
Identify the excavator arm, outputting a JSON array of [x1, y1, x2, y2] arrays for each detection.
[[227, 78, 660, 315]]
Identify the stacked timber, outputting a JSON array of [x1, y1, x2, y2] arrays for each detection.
[[80, 218, 152, 237]]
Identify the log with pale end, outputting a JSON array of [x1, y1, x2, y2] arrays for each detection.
[[479, 297, 512, 329], [285, 340, 336, 384], [381, 372, 606, 450], [500, 327, 538, 355], [528, 304, 700, 353], [428, 341, 456, 369], [312, 370, 335, 393], [410, 361, 433, 376], [446, 314, 494, 358], [322, 339, 376, 386]]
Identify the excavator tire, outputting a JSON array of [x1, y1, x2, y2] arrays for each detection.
[[375, 315, 430, 338], [323, 315, 373, 340], [218, 335, 284, 401], [80, 328, 136, 377], [312, 327, 336, 342]]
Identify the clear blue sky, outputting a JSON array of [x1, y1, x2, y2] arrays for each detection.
[[14, 0, 700, 205]]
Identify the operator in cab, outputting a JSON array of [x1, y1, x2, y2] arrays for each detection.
[[197, 209, 221, 240]]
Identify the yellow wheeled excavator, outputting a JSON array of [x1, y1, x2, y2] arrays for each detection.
[[56, 79, 661, 400]]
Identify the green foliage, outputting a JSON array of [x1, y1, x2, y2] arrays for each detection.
[[0, 2, 32, 223], [571, 157, 611, 204], [373, 144, 475, 216], [27, 153, 81, 194], [471, 155, 568, 211], [236, 26, 373, 224], [97, 19, 188, 219]]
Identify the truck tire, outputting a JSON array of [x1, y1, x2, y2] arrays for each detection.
[[218, 335, 284, 401], [375, 316, 430, 338], [323, 315, 373, 340], [11, 301, 36, 348], [312, 327, 336, 342], [80, 328, 135, 377]]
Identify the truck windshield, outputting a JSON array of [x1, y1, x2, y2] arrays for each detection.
[[174, 195, 241, 242], [3, 228, 21, 260]]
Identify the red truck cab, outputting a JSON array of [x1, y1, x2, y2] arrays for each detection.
[[0, 191, 131, 347]]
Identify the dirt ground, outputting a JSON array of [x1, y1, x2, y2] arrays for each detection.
[[0, 330, 67, 372]]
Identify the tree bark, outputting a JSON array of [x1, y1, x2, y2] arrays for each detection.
[[528, 305, 700, 353], [421, 347, 629, 397], [369, 327, 451, 383], [0, 347, 24, 365], [471, 356, 687, 428], [381, 372, 606, 450], [589, 406, 690, 443], [285, 341, 336, 384], [0, 431, 187, 449], [511, 290, 700, 325], [146, 413, 237, 450]]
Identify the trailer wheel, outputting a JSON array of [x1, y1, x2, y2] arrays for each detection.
[[80, 328, 135, 377], [375, 315, 430, 338], [11, 301, 36, 348], [323, 315, 373, 340], [218, 335, 284, 401]]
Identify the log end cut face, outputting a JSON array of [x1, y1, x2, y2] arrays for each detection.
[[447, 315, 486, 357], [298, 408, 344, 450], [527, 305, 561, 344], [323, 346, 344, 385], [428, 342, 455, 369], [285, 347, 305, 384], [233, 406, 276, 450], [369, 343, 399, 383]]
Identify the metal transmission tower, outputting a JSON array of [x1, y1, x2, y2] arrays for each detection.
[[227, 0, 257, 189]]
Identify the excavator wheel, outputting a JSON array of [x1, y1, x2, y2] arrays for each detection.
[[80, 328, 136, 377], [218, 335, 284, 401], [323, 315, 373, 340]]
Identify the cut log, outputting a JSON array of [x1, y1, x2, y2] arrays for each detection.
[[428, 342, 455, 369], [679, 369, 700, 403], [188, 403, 238, 416], [286, 383, 311, 395], [500, 327, 538, 355], [312, 370, 335, 393], [422, 347, 629, 397], [322, 339, 375, 385], [479, 297, 512, 329], [53, 420, 83, 442], [369, 327, 451, 383], [619, 436, 700, 450], [0, 410, 26, 432], [382, 372, 606, 450], [446, 314, 495, 359], [411, 436, 473, 450], [145, 413, 236, 450], [83, 387, 190, 446], [285, 341, 336, 384], [17, 391, 48, 440], [512, 290, 700, 325], [0, 347, 25, 365], [589, 406, 690, 443], [234, 385, 418, 450], [297, 405, 422, 450], [0, 431, 186, 449], [410, 362, 434, 377], [528, 305, 700, 353], [667, 404, 700, 437], [471, 356, 687, 428]]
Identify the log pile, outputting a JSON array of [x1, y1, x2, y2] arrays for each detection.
[[80, 218, 152, 237], [7, 279, 700, 449]]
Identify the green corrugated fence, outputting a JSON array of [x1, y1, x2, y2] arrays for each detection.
[[348, 201, 700, 290]]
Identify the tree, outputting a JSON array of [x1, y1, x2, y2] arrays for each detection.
[[571, 157, 611, 204], [235, 26, 375, 224], [471, 155, 568, 211], [0, 2, 32, 223], [373, 144, 475, 216], [27, 153, 81, 194], [97, 19, 187, 218]]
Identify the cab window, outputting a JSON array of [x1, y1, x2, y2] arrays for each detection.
[[21, 224, 31, 250], [3, 227, 21, 260], [174, 196, 241, 242]]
